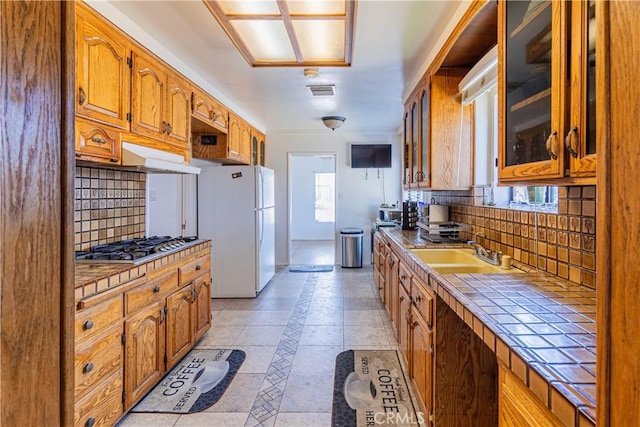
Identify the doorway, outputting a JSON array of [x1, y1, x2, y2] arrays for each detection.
[[288, 153, 337, 265]]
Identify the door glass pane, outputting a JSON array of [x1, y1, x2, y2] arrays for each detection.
[[586, 0, 596, 155], [404, 114, 410, 184], [252, 136, 258, 165], [504, 0, 553, 166], [412, 103, 418, 180], [420, 91, 429, 181]]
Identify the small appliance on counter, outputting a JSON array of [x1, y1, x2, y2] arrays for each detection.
[[378, 204, 402, 223], [402, 201, 418, 230], [417, 219, 469, 243]]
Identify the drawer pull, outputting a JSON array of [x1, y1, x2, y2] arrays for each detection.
[[83, 362, 94, 374], [109, 158, 118, 163], [85, 417, 96, 427], [83, 320, 94, 331], [90, 137, 107, 144], [153, 285, 161, 293], [195, 265, 202, 271]]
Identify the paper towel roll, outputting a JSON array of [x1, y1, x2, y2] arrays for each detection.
[[429, 205, 449, 223]]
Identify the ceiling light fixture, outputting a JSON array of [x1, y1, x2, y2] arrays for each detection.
[[202, 0, 357, 67], [321, 116, 346, 131]]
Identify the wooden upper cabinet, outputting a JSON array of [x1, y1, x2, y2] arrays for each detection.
[[131, 50, 166, 141], [430, 71, 473, 190], [76, 3, 130, 130], [567, 0, 597, 178], [403, 71, 473, 190], [498, 0, 595, 184], [227, 112, 242, 161], [130, 49, 191, 152], [225, 112, 251, 164], [239, 120, 252, 164], [191, 86, 228, 134], [165, 72, 191, 148]]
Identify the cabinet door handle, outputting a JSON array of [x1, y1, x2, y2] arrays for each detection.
[[415, 295, 422, 303], [411, 320, 419, 329], [85, 417, 96, 427], [166, 122, 172, 134], [545, 130, 558, 160], [399, 295, 405, 302], [78, 87, 87, 105], [83, 362, 94, 374], [161, 121, 167, 133], [90, 137, 107, 145], [565, 126, 579, 158], [159, 307, 166, 323], [153, 285, 160, 293], [83, 320, 94, 330]]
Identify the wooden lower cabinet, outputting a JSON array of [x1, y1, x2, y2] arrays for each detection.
[[398, 283, 412, 370], [74, 248, 212, 422], [166, 285, 194, 368], [498, 364, 562, 427], [124, 299, 166, 409], [193, 275, 212, 342], [74, 369, 123, 427], [411, 305, 433, 416]]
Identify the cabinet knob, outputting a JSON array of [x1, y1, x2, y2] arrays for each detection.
[[161, 121, 167, 133], [545, 130, 558, 160], [166, 122, 172, 134], [85, 417, 96, 427], [399, 295, 405, 302], [153, 285, 160, 293], [82, 320, 94, 330], [83, 362, 94, 374], [78, 87, 87, 105], [565, 126, 579, 158], [415, 295, 422, 303], [195, 265, 202, 271]]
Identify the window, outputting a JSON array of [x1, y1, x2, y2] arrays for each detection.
[[510, 186, 558, 211], [314, 173, 335, 222]]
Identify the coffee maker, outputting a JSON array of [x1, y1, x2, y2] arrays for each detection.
[[402, 201, 418, 230]]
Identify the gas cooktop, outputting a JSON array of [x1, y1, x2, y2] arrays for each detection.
[[75, 236, 199, 264]]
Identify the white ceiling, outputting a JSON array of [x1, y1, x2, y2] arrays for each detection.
[[94, 0, 462, 135]]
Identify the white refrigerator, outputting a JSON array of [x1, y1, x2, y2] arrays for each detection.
[[197, 165, 275, 297]]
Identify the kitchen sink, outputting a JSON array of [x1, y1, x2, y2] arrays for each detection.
[[410, 248, 524, 274]]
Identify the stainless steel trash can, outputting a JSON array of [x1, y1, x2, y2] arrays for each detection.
[[340, 228, 363, 268]]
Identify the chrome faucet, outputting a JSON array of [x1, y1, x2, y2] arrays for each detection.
[[467, 232, 502, 266]]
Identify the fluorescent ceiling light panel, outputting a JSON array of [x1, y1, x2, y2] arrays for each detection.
[[203, 0, 356, 67], [293, 20, 345, 61], [232, 20, 297, 61]]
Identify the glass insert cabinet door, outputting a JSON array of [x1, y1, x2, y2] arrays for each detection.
[[498, 0, 566, 181]]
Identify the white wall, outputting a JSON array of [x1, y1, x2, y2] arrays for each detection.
[[267, 132, 403, 266], [146, 174, 198, 238], [290, 155, 335, 240]]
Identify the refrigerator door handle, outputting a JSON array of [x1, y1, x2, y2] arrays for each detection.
[[258, 209, 264, 249]]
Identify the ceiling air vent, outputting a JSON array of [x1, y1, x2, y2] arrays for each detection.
[[307, 84, 336, 96]]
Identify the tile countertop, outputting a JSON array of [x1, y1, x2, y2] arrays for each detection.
[[380, 227, 596, 426], [74, 240, 211, 302]]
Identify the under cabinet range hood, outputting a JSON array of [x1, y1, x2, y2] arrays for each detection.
[[121, 142, 201, 174]]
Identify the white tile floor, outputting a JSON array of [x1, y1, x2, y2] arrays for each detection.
[[118, 242, 408, 427], [290, 240, 335, 265]]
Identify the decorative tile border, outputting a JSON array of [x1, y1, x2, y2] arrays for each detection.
[[74, 241, 211, 301], [245, 273, 319, 427]]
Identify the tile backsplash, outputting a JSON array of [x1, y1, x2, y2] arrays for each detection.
[[74, 166, 146, 251], [420, 186, 596, 289]]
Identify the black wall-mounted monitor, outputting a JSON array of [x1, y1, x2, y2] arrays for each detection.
[[350, 144, 392, 168]]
